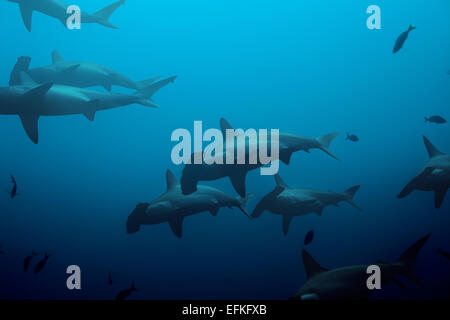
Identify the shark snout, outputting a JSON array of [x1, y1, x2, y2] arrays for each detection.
[[126, 203, 149, 234]]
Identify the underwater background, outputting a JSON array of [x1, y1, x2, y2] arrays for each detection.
[[0, 0, 449, 300]]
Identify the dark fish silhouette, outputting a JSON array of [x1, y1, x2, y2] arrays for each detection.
[[24, 251, 38, 271], [116, 282, 137, 300], [9, 174, 18, 199], [425, 116, 446, 124], [34, 253, 51, 274], [304, 230, 315, 246], [108, 271, 113, 286], [393, 25, 416, 54], [0, 246, 4, 255], [346, 133, 359, 142], [437, 249, 450, 261]]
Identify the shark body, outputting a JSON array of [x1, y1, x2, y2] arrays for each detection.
[[251, 175, 361, 235], [8, 0, 125, 31], [0, 72, 176, 143], [398, 136, 450, 208], [181, 118, 340, 197], [10, 52, 144, 92], [127, 170, 251, 238], [293, 234, 430, 300]]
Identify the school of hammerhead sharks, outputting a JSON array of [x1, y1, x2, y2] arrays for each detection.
[[1, 1, 449, 300]]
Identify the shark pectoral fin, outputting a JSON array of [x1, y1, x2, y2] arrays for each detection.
[[315, 205, 324, 216], [19, 3, 33, 32], [19, 114, 40, 144], [83, 100, 101, 121], [282, 215, 293, 236], [229, 172, 247, 198], [434, 188, 447, 209], [83, 111, 96, 122], [279, 151, 293, 165], [168, 216, 184, 238], [209, 207, 219, 217]]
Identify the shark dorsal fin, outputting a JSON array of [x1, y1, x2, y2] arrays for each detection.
[[302, 250, 329, 279], [166, 170, 178, 190], [423, 136, 444, 158], [274, 174, 289, 189], [19, 72, 37, 87], [52, 50, 65, 64], [220, 118, 233, 138]]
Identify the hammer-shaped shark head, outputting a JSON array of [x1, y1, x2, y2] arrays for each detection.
[[126, 203, 149, 234]]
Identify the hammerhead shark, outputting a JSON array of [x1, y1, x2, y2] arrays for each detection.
[[0, 72, 176, 143], [398, 136, 450, 208], [9, 52, 148, 92], [251, 174, 361, 235], [127, 170, 252, 238], [8, 0, 125, 32], [181, 118, 340, 197], [293, 234, 430, 300]]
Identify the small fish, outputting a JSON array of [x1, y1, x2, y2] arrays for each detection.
[[116, 282, 138, 300], [24, 251, 38, 272], [34, 253, 51, 274], [425, 115, 446, 124], [437, 248, 450, 261], [108, 271, 113, 286], [346, 133, 359, 142], [393, 25, 416, 54], [9, 174, 18, 199], [304, 230, 315, 246]]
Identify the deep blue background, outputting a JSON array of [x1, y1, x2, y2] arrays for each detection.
[[0, 0, 449, 299]]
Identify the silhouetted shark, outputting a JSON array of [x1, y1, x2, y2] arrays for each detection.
[[127, 170, 251, 237], [34, 253, 51, 274], [24, 251, 38, 272], [0, 72, 176, 143], [398, 136, 450, 208], [181, 118, 340, 197], [393, 25, 416, 54], [116, 282, 137, 300], [9, 174, 18, 199], [292, 234, 430, 300], [8, 0, 125, 32], [9, 52, 150, 92], [252, 175, 361, 235]]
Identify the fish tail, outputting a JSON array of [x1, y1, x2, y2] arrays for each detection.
[[409, 25, 416, 31]]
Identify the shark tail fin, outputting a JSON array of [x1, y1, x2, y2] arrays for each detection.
[[316, 132, 340, 160], [135, 76, 177, 101], [131, 282, 138, 292], [237, 194, 253, 218], [90, 0, 126, 29], [424, 117, 429, 123], [343, 185, 362, 211], [408, 25, 416, 32], [397, 234, 430, 286], [10, 56, 32, 86]]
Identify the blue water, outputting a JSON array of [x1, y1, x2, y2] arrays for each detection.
[[0, 0, 449, 300]]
